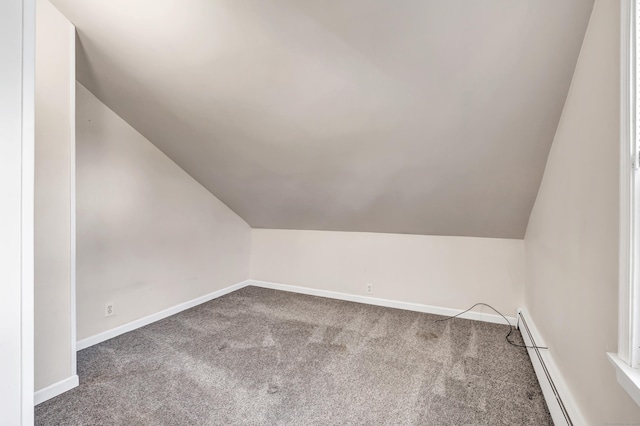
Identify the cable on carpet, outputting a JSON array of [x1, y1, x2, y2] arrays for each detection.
[[434, 302, 548, 350]]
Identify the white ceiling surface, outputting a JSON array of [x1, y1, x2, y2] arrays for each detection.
[[53, 0, 594, 238]]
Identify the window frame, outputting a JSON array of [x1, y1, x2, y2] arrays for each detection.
[[609, 0, 640, 407]]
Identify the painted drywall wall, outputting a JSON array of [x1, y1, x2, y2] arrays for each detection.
[[76, 83, 251, 341], [34, 0, 74, 392], [251, 229, 524, 316], [52, 0, 595, 239], [0, 0, 34, 421], [524, 0, 640, 423]]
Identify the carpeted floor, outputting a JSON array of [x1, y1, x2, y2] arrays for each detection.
[[35, 286, 553, 425]]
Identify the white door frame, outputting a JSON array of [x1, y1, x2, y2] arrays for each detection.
[[0, 0, 36, 424]]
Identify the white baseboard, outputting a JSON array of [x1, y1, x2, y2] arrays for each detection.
[[247, 280, 516, 326], [34, 375, 79, 405], [516, 307, 586, 426], [76, 280, 250, 350], [78, 279, 518, 351]]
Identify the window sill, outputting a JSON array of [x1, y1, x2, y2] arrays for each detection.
[[608, 353, 640, 406]]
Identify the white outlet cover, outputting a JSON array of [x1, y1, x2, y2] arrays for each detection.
[[105, 302, 114, 317]]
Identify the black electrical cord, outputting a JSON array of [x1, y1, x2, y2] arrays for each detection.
[[434, 302, 548, 350]]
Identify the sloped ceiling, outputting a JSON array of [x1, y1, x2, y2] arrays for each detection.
[[52, 0, 595, 238]]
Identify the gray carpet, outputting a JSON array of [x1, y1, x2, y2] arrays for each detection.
[[35, 286, 553, 425]]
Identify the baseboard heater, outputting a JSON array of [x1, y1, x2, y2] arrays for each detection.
[[517, 308, 584, 426]]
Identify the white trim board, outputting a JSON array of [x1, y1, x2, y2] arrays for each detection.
[[516, 307, 586, 426], [608, 352, 640, 406], [247, 280, 517, 326], [34, 375, 78, 405], [76, 281, 249, 350], [78, 278, 518, 352], [20, 0, 36, 422], [69, 21, 77, 380], [614, 0, 640, 407], [619, 0, 640, 373]]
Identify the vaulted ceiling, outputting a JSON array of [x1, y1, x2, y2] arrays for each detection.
[[52, 0, 595, 238]]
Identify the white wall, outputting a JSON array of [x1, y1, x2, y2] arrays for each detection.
[[524, 0, 640, 423], [0, 0, 35, 422], [76, 83, 251, 341], [251, 229, 524, 316], [52, 0, 595, 240], [34, 0, 75, 392]]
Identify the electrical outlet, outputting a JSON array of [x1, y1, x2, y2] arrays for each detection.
[[105, 302, 114, 317], [366, 283, 373, 294]]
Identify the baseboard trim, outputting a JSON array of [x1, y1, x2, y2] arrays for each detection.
[[516, 307, 586, 426], [34, 375, 79, 405], [247, 280, 516, 326], [77, 277, 517, 349], [77, 280, 250, 350], [78, 278, 518, 351]]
